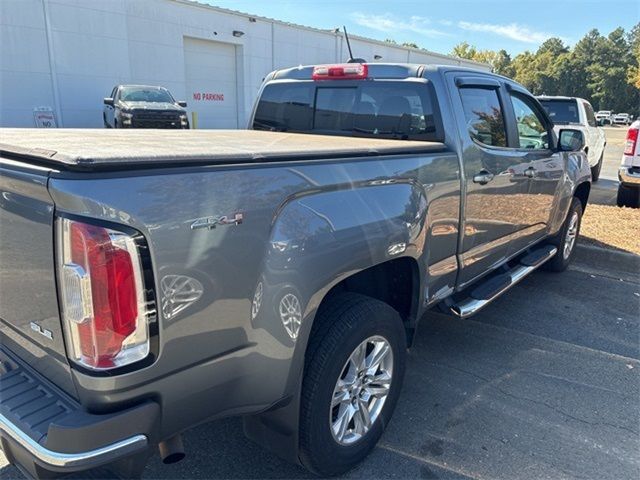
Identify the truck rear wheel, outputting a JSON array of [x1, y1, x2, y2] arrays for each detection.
[[299, 293, 406, 476], [590, 151, 603, 182], [544, 197, 583, 272]]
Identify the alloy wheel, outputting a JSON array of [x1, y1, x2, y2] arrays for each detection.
[[329, 336, 393, 445], [563, 211, 579, 259]]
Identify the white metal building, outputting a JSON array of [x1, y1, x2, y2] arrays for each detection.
[[0, 0, 490, 129]]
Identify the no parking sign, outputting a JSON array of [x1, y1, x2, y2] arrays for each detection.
[[33, 107, 58, 128]]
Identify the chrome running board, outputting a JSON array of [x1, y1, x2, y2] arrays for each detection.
[[450, 245, 557, 318]]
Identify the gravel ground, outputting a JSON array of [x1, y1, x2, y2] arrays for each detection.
[[581, 204, 640, 255], [580, 127, 640, 254]]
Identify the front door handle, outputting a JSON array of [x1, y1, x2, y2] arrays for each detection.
[[524, 167, 537, 178], [472, 170, 495, 185]]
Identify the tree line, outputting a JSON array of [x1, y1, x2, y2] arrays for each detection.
[[449, 24, 640, 116]]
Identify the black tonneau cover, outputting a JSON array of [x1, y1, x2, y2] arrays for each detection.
[[0, 129, 446, 171]]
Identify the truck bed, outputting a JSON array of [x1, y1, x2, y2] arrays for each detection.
[[0, 129, 446, 171]]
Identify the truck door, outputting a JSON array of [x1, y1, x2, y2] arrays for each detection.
[[448, 74, 534, 288], [105, 86, 117, 127], [502, 88, 563, 256], [582, 101, 605, 163]]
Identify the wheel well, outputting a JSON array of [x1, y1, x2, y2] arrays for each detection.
[[311, 257, 420, 347], [574, 182, 590, 212]]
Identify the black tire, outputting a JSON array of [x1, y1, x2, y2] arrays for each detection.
[[617, 184, 640, 208], [103, 113, 110, 128], [544, 197, 583, 272], [299, 293, 406, 476], [590, 151, 603, 182]]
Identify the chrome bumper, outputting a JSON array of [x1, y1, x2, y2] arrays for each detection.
[[0, 412, 147, 471], [619, 167, 640, 186]]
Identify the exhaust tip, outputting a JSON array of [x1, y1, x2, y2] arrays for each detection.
[[159, 435, 185, 465], [162, 452, 186, 465]]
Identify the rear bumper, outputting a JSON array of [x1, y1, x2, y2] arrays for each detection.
[[619, 167, 640, 186], [0, 347, 159, 478], [0, 414, 147, 471]]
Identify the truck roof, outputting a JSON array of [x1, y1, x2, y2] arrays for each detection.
[[0, 129, 446, 171], [271, 63, 497, 81], [537, 95, 588, 103]]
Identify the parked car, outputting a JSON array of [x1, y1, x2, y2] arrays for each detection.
[[595, 110, 613, 125], [0, 64, 591, 479], [533, 97, 606, 181], [103, 85, 189, 129], [617, 120, 640, 207], [613, 113, 632, 126]]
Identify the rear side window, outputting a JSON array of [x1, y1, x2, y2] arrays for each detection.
[[539, 99, 579, 125], [253, 81, 442, 141], [459, 88, 507, 147]]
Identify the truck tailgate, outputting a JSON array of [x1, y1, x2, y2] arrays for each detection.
[[0, 161, 77, 397]]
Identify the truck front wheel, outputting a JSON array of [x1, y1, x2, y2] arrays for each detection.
[[299, 293, 406, 476], [544, 197, 583, 272]]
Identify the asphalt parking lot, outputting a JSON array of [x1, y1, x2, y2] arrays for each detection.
[[1, 129, 638, 480]]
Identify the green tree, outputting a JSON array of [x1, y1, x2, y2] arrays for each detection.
[[450, 42, 515, 78], [588, 27, 633, 112], [451, 28, 640, 116], [492, 49, 515, 78]]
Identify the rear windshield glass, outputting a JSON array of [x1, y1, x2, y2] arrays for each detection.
[[539, 99, 579, 125], [253, 81, 442, 141]]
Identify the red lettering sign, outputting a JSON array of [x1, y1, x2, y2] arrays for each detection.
[[192, 92, 224, 101]]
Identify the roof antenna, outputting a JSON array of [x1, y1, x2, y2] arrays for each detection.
[[342, 26, 366, 63]]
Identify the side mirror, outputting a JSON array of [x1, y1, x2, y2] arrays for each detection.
[[103, 97, 114, 106], [177, 101, 187, 108], [558, 129, 585, 152]]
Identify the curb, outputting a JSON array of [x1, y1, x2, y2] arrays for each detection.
[[574, 243, 640, 282]]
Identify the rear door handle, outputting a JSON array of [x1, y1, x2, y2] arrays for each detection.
[[472, 170, 494, 185], [524, 167, 537, 178]]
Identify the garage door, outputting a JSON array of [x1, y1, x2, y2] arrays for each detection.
[[183, 37, 238, 129]]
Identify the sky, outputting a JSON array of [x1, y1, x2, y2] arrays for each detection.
[[208, 0, 638, 56]]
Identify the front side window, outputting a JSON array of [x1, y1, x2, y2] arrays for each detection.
[[583, 102, 597, 127], [253, 81, 441, 141], [510, 95, 549, 150], [459, 88, 507, 147]]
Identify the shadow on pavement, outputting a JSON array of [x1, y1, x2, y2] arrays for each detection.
[[589, 178, 618, 206]]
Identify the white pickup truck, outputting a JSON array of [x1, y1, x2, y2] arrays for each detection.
[[538, 96, 607, 181], [618, 120, 640, 207]]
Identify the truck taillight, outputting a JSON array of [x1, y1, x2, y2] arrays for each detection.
[[312, 63, 368, 80], [57, 217, 151, 370], [624, 128, 638, 156]]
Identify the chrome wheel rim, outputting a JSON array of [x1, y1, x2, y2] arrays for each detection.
[[330, 335, 393, 445], [563, 212, 579, 259]]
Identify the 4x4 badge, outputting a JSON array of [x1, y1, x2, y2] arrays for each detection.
[[191, 213, 243, 230], [30, 322, 53, 340]]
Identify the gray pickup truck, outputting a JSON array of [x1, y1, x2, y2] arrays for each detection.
[[0, 64, 591, 478]]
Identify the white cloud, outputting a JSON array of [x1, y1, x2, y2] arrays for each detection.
[[457, 21, 553, 43], [351, 12, 451, 39]]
